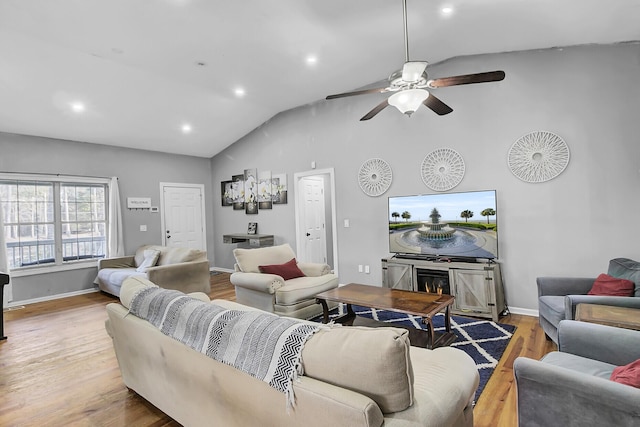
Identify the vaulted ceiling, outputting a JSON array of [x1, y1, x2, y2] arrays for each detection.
[[1, 0, 639, 158]]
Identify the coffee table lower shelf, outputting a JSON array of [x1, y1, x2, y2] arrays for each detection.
[[332, 310, 456, 349]]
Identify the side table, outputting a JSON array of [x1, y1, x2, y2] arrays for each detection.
[[575, 303, 640, 331]]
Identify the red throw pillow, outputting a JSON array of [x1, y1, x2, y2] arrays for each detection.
[[259, 258, 305, 280], [587, 273, 635, 297], [610, 358, 640, 388]]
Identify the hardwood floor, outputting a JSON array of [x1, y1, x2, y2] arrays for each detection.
[[0, 273, 554, 426]]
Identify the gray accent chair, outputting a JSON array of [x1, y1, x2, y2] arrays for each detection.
[[514, 320, 640, 427], [537, 257, 640, 343]]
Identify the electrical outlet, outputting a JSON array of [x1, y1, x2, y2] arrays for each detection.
[[358, 264, 363, 273], [140, 225, 147, 232], [365, 265, 370, 274]]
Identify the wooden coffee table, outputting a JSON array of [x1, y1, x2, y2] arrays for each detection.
[[576, 303, 640, 331], [315, 283, 456, 349]]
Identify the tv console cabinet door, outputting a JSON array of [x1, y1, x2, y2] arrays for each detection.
[[450, 269, 493, 317], [382, 261, 413, 291]]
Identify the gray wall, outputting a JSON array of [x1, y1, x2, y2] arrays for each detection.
[[0, 132, 214, 302], [210, 43, 640, 312]]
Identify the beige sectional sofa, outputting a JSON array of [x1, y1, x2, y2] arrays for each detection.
[[96, 244, 210, 296], [105, 276, 479, 427]]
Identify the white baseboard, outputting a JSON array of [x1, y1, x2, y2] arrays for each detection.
[[211, 267, 234, 273], [5, 287, 99, 309], [508, 306, 539, 317]]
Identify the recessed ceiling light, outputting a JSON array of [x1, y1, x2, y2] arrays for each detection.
[[181, 123, 192, 134], [234, 87, 246, 97], [441, 6, 454, 15], [306, 55, 318, 66], [70, 102, 85, 113]]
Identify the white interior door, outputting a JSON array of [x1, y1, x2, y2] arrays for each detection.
[[298, 176, 327, 264], [160, 183, 206, 251]]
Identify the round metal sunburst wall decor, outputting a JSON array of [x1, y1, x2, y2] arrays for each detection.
[[508, 131, 570, 183], [421, 148, 466, 192], [358, 158, 393, 197]]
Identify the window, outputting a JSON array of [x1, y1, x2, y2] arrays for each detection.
[[0, 176, 108, 270]]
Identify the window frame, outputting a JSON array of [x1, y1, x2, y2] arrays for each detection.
[[0, 173, 110, 277]]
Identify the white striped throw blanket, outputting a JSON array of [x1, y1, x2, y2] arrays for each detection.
[[129, 287, 320, 407]]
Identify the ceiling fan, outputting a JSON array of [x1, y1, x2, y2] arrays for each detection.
[[326, 0, 505, 121]]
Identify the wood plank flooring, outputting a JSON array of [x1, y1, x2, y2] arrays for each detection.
[[0, 273, 554, 426]]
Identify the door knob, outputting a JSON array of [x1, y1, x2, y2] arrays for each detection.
[[167, 235, 171, 239], [306, 233, 311, 236]]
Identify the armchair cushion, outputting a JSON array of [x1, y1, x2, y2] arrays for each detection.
[[588, 273, 635, 297], [259, 258, 305, 280], [608, 258, 640, 297], [233, 244, 296, 273], [610, 359, 640, 388]]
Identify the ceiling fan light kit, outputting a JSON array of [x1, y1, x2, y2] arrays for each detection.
[[388, 88, 429, 116], [325, 0, 505, 121]]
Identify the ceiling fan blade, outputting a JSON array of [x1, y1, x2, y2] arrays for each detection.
[[423, 94, 453, 116], [428, 70, 505, 88], [360, 99, 390, 121], [326, 87, 389, 100]]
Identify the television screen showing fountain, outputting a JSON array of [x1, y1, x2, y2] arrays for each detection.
[[388, 190, 498, 260]]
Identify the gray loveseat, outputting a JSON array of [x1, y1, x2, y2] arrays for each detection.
[[514, 320, 640, 426], [537, 257, 640, 343], [96, 244, 210, 296]]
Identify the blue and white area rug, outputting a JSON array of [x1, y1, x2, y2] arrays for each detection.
[[311, 305, 516, 403]]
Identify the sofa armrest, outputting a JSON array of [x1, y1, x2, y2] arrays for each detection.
[[557, 320, 640, 366], [230, 272, 284, 294], [513, 356, 640, 427], [564, 294, 640, 320], [146, 260, 209, 288], [536, 277, 595, 297], [298, 262, 331, 277], [98, 256, 135, 269]]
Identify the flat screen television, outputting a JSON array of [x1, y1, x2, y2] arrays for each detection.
[[388, 190, 498, 261]]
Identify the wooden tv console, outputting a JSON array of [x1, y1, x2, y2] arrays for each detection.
[[381, 256, 506, 322]]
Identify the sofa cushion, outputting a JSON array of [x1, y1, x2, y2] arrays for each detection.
[[233, 244, 297, 273], [610, 358, 640, 388], [136, 249, 161, 273], [538, 295, 565, 327], [608, 258, 640, 297], [259, 258, 305, 280], [587, 273, 635, 297], [158, 247, 205, 265], [541, 351, 616, 381], [275, 274, 339, 305], [135, 245, 205, 267], [301, 325, 414, 414], [98, 268, 146, 293]]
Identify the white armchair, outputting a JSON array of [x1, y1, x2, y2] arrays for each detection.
[[230, 243, 339, 319]]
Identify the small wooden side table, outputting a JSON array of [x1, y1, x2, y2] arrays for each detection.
[[575, 303, 640, 331]]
